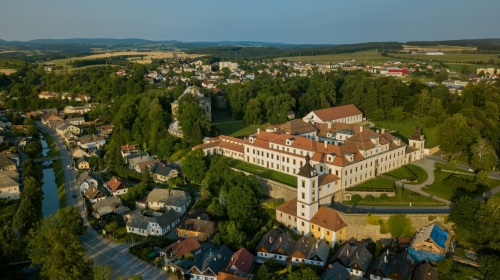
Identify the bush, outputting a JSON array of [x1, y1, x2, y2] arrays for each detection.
[[351, 194, 361, 204], [388, 214, 415, 237], [428, 215, 436, 221], [380, 193, 388, 200], [365, 194, 374, 200]]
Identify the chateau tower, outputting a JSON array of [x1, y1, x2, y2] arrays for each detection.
[[408, 126, 425, 161], [296, 154, 319, 236]]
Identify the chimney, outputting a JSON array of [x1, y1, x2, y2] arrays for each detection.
[[316, 243, 318, 249], [381, 128, 385, 134], [279, 236, 283, 242], [315, 136, 319, 142], [384, 255, 387, 263], [376, 129, 380, 134], [324, 141, 327, 148], [360, 126, 363, 132], [328, 122, 332, 129], [269, 236, 273, 243], [257, 128, 260, 134]]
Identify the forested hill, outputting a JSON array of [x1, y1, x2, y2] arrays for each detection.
[[184, 42, 403, 60], [405, 38, 500, 47]]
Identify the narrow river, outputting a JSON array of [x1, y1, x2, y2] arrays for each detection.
[[39, 134, 60, 217]]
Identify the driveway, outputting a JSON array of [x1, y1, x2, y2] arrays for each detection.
[[37, 122, 172, 279]]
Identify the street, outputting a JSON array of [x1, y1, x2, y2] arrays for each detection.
[[37, 122, 170, 280]]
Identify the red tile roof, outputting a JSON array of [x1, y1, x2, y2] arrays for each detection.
[[310, 207, 347, 232], [160, 237, 201, 258], [107, 176, 128, 192], [276, 198, 298, 217], [226, 248, 254, 273], [311, 104, 362, 122]]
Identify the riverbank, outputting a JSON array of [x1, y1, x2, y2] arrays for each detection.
[[39, 130, 66, 208]]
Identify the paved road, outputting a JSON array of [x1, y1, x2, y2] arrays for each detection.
[[37, 122, 170, 280]]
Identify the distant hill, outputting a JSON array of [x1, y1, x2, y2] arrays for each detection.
[[405, 38, 500, 47]]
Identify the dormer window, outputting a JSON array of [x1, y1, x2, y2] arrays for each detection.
[[286, 138, 295, 146], [249, 136, 256, 144]]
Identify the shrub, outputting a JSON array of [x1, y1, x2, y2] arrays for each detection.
[[351, 194, 361, 204], [428, 215, 436, 221], [388, 214, 415, 237], [380, 193, 388, 200], [365, 194, 374, 200]]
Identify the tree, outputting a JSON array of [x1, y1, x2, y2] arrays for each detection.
[[177, 94, 211, 145], [256, 264, 272, 280], [226, 184, 259, 230], [471, 138, 494, 171], [414, 89, 431, 116], [0, 225, 17, 256], [372, 108, 385, 121], [243, 99, 262, 125], [479, 254, 500, 280], [27, 208, 91, 280], [215, 221, 244, 250], [476, 170, 490, 187], [25, 140, 42, 157], [387, 214, 415, 237], [287, 267, 320, 280], [13, 176, 43, 235], [446, 158, 457, 170], [92, 265, 112, 280], [207, 198, 225, 218], [182, 149, 207, 184]]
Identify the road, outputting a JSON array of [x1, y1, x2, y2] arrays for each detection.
[[37, 122, 170, 280]]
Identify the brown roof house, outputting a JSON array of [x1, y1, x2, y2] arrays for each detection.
[[412, 262, 438, 280], [83, 185, 106, 204], [217, 247, 255, 280], [290, 236, 330, 266], [121, 144, 140, 158], [176, 218, 215, 242], [302, 104, 363, 124], [91, 197, 129, 219], [160, 237, 202, 260], [106, 176, 130, 196], [0, 174, 20, 200]]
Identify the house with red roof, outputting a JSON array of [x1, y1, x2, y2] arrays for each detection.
[[105, 176, 130, 196]]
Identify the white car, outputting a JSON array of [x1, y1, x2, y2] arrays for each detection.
[[468, 168, 474, 172], [67, 165, 71, 169]]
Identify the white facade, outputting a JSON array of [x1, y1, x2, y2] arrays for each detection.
[[296, 172, 318, 236], [0, 185, 19, 200]]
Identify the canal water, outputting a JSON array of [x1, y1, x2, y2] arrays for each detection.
[[39, 134, 60, 217]]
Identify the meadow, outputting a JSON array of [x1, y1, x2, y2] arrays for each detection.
[[0, 68, 16, 75], [402, 45, 477, 51], [276, 51, 397, 64]]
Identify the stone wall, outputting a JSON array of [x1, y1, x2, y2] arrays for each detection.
[[344, 190, 396, 199], [425, 145, 440, 156], [338, 212, 453, 241], [231, 168, 297, 201]]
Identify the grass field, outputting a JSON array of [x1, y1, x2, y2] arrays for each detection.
[[391, 53, 498, 64], [384, 164, 428, 184], [277, 51, 397, 63], [434, 162, 473, 173], [215, 121, 269, 138], [0, 68, 16, 75], [226, 158, 296, 187], [348, 177, 395, 191], [344, 186, 445, 206], [48, 51, 202, 66], [422, 164, 500, 202], [373, 119, 439, 148], [402, 45, 477, 51]]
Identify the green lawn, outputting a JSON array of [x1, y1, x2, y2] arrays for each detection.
[[434, 162, 473, 173], [373, 119, 439, 148], [422, 167, 500, 202], [344, 186, 445, 206], [226, 158, 296, 187], [348, 177, 395, 191], [0, 199, 20, 221], [216, 122, 269, 138], [384, 164, 428, 184]]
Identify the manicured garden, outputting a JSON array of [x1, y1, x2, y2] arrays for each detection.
[[373, 120, 439, 147], [348, 177, 395, 191], [422, 164, 500, 202], [227, 158, 297, 187], [383, 164, 428, 184], [344, 186, 445, 206]]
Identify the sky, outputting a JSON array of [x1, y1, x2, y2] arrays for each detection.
[[1, 0, 499, 44]]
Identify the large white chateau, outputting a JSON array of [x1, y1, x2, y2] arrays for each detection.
[[194, 104, 425, 244]]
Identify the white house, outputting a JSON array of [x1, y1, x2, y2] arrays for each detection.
[[144, 189, 191, 215], [77, 171, 99, 193]]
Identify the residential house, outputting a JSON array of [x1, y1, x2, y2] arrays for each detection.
[[255, 229, 295, 261], [217, 270, 254, 280], [83, 185, 106, 204], [186, 208, 210, 220], [160, 237, 202, 260], [121, 144, 140, 158], [66, 117, 85, 125], [75, 94, 91, 102], [0, 154, 17, 171], [77, 156, 90, 170], [309, 207, 348, 246], [176, 218, 215, 242], [412, 263, 438, 280], [329, 243, 353, 267], [321, 262, 350, 280], [73, 147, 91, 159], [149, 163, 179, 183], [77, 171, 100, 193], [188, 244, 233, 280], [409, 223, 449, 263], [106, 176, 130, 196], [134, 159, 160, 173], [0, 175, 20, 200], [62, 131, 78, 144], [41, 113, 62, 125], [77, 135, 106, 150], [348, 246, 373, 278], [125, 152, 150, 169], [98, 124, 114, 136], [126, 209, 180, 236], [0, 152, 19, 167], [290, 236, 329, 266], [385, 251, 415, 280], [367, 250, 391, 280], [224, 248, 254, 273], [144, 189, 191, 214], [64, 105, 92, 114], [91, 197, 129, 219]]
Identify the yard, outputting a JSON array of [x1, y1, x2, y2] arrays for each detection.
[[348, 177, 395, 191], [0, 199, 20, 221], [384, 164, 428, 184], [226, 158, 297, 187], [422, 164, 500, 202], [373, 119, 439, 148], [344, 186, 445, 206]]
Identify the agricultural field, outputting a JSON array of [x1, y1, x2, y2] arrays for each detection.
[[0, 67, 16, 75], [47, 51, 203, 66], [277, 51, 398, 64], [391, 52, 498, 64], [402, 45, 477, 51]]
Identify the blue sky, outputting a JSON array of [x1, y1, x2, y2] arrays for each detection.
[[1, 0, 499, 44]]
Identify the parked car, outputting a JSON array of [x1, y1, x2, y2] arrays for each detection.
[[468, 167, 474, 172], [72, 193, 77, 198]]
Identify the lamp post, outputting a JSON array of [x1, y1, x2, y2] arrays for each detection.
[[409, 195, 413, 207]]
